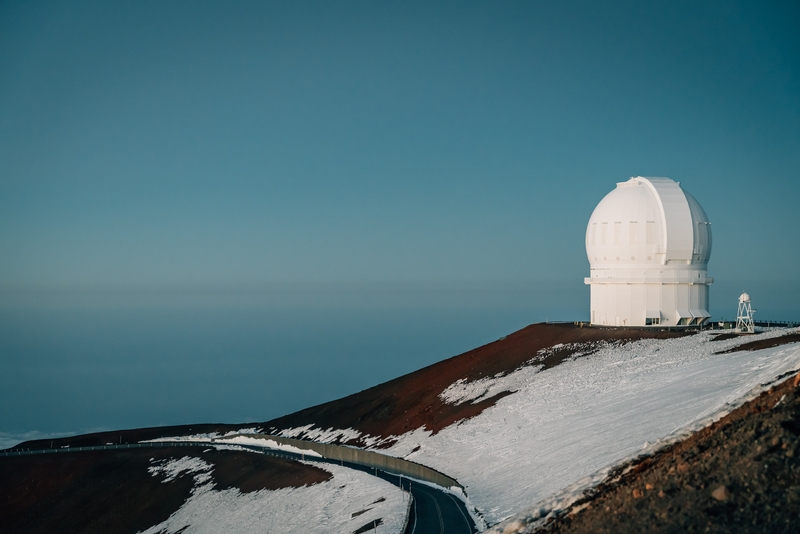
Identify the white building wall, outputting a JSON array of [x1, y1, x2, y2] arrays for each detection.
[[585, 177, 712, 327], [588, 279, 710, 327]]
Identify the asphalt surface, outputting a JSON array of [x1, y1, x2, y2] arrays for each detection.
[[236, 445, 478, 534], [401, 477, 476, 534], [1, 441, 478, 534]]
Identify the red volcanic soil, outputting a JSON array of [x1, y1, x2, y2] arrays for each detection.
[[0, 447, 331, 534], [261, 323, 690, 446]]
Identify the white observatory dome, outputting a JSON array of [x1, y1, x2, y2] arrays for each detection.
[[585, 177, 713, 327]]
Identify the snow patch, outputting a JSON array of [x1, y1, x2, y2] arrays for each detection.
[[148, 456, 212, 485], [138, 459, 408, 534], [358, 433, 399, 448], [142, 426, 262, 444], [438, 342, 612, 406], [440, 376, 506, 406], [278, 424, 363, 444]]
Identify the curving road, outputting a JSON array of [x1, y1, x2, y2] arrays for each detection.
[[1, 441, 478, 534], [234, 443, 478, 534], [401, 477, 476, 534]]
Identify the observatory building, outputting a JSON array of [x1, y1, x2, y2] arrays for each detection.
[[585, 177, 713, 327]]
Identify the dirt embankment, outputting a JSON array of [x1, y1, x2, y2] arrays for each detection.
[[261, 323, 689, 446], [715, 333, 800, 354], [0, 448, 331, 534], [533, 371, 800, 534]]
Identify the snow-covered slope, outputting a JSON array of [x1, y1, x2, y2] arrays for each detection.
[[139, 450, 408, 534], [277, 328, 800, 528]]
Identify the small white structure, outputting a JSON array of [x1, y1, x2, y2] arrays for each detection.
[[736, 293, 755, 334], [585, 177, 713, 327]]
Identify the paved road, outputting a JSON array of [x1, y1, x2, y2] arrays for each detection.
[[234, 444, 478, 534], [2, 441, 478, 534], [400, 476, 476, 534]]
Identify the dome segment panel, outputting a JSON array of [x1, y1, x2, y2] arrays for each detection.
[[585, 177, 710, 269], [643, 178, 695, 264], [585, 179, 665, 269], [685, 191, 712, 266]]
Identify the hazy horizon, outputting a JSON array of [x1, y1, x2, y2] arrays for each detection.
[[2, 1, 798, 447]]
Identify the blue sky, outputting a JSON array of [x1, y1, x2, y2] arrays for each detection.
[[1, 1, 798, 310], [2, 1, 800, 443]]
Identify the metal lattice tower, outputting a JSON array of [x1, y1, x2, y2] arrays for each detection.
[[736, 293, 755, 334]]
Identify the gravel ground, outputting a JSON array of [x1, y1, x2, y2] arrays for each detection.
[[533, 371, 800, 534]]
